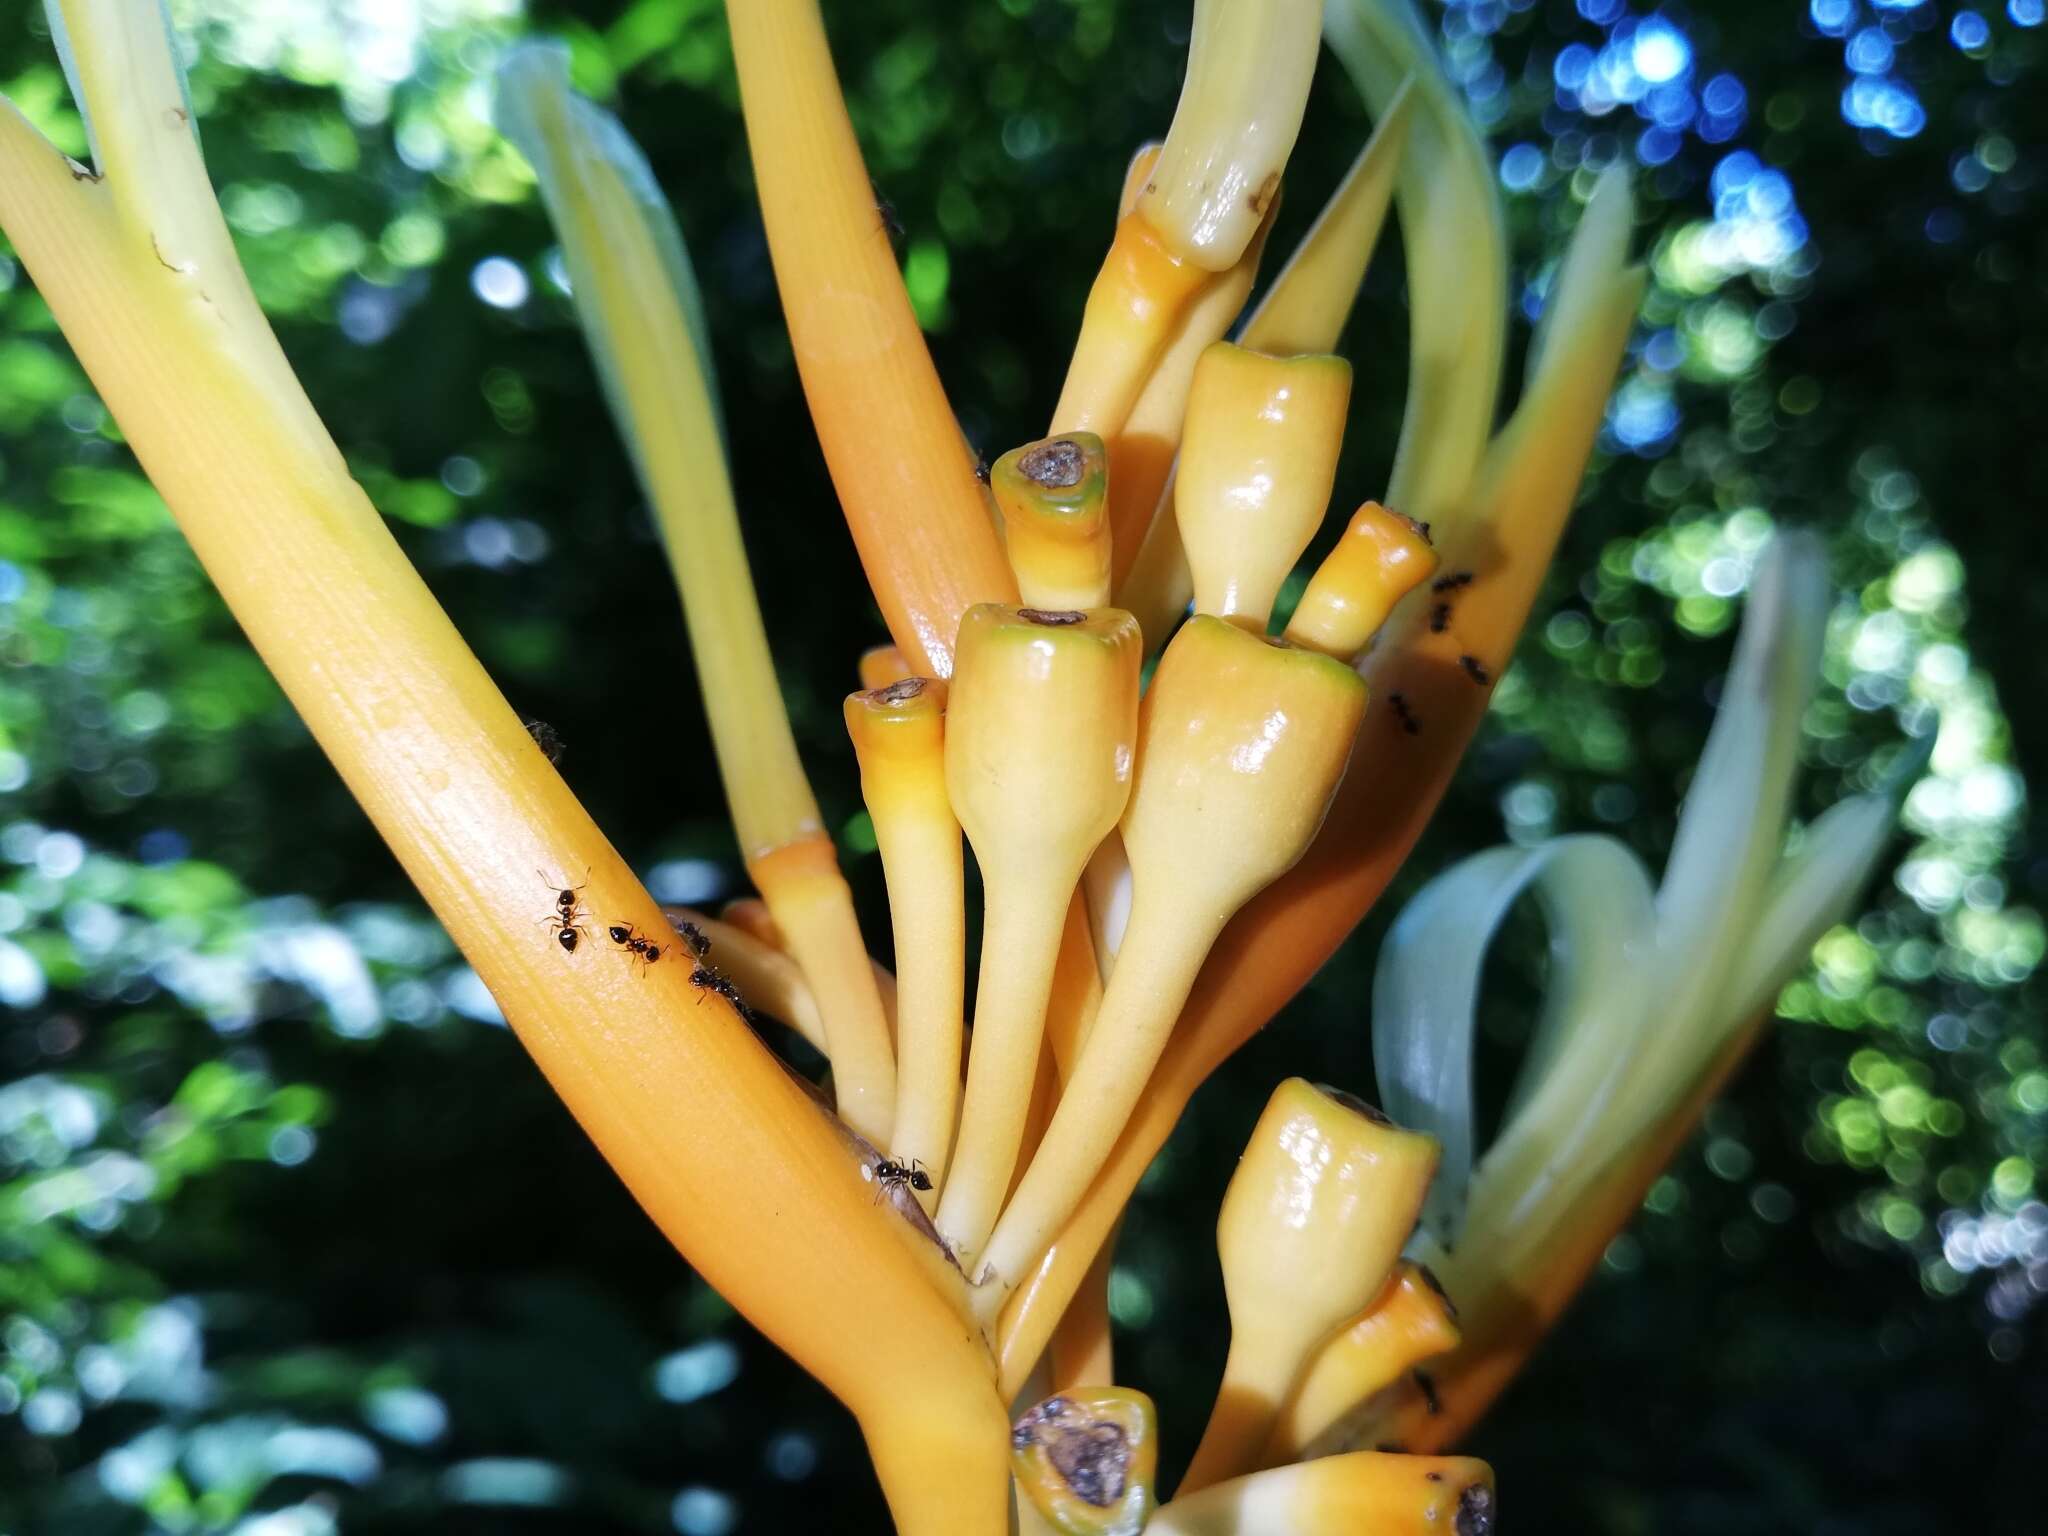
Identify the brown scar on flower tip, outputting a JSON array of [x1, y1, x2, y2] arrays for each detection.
[[1403, 514, 1434, 543], [1248, 170, 1280, 215], [1459, 655, 1491, 686], [1019, 437, 1088, 488], [1020, 608, 1087, 626], [1011, 1397, 1131, 1509], [1414, 1368, 1442, 1416], [1433, 571, 1475, 592], [1456, 1483, 1496, 1536], [1425, 1471, 1445, 1483], [65, 157, 101, 183], [867, 676, 928, 705]]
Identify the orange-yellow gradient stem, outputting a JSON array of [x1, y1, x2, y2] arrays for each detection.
[[0, 17, 1009, 1531], [725, 0, 1014, 675]]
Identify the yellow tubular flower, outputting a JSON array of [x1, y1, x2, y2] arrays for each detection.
[[0, 12, 1010, 1532], [1117, 89, 1412, 648], [726, 0, 1016, 676], [1011, 1388, 1160, 1536], [1175, 344, 1353, 631], [1282, 502, 1440, 660], [992, 435, 1113, 610], [1180, 1081, 1439, 1493], [494, 47, 896, 1147], [845, 679, 966, 1200], [860, 644, 914, 690], [977, 621, 1366, 1310], [938, 607, 1142, 1265], [1103, 188, 1279, 597], [1146, 1453, 1494, 1536], [1138, 0, 1325, 271], [1263, 1262, 1461, 1465], [994, 171, 1641, 1409]]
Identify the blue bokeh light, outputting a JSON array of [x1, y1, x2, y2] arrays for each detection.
[[1500, 143, 1546, 191], [1811, 0, 1858, 36], [1846, 27, 1897, 73], [1842, 75, 1928, 138], [1951, 9, 1991, 46], [1632, 19, 1693, 83], [2011, 0, 2043, 24]]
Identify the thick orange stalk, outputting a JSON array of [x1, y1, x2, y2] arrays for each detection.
[[0, 10, 1008, 1530], [724, 0, 1014, 675]]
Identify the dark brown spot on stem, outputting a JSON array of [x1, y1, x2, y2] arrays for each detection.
[[1019, 438, 1088, 488], [1249, 170, 1280, 215]]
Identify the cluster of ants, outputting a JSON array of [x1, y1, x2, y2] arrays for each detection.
[[543, 870, 932, 1205], [537, 873, 756, 1022]]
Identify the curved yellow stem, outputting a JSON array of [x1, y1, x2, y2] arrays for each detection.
[[725, 0, 1015, 676]]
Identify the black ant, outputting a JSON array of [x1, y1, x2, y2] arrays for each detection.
[[1403, 515, 1434, 544], [1459, 655, 1491, 686], [668, 917, 712, 960], [1429, 602, 1451, 634], [537, 869, 588, 953], [607, 921, 664, 969], [867, 1157, 933, 1202], [1388, 691, 1421, 736], [1432, 571, 1474, 593], [524, 717, 566, 765], [972, 450, 991, 486], [689, 963, 758, 1025]]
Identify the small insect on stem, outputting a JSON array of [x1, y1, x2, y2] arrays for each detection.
[[864, 1157, 933, 1203], [871, 179, 905, 246], [524, 717, 566, 765], [537, 869, 589, 953], [689, 963, 757, 1024], [607, 921, 664, 970], [1429, 602, 1451, 634], [1388, 690, 1421, 736], [668, 916, 712, 960], [1433, 571, 1474, 593], [1459, 655, 1491, 686]]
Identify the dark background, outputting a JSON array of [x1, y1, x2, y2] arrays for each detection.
[[0, 0, 2042, 1531]]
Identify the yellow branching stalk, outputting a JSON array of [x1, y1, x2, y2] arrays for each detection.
[[0, 11, 1009, 1531], [496, 47, 896, 1146]]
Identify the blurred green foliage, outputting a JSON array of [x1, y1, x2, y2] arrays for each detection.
[[0, 1, 2042, 1533]]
